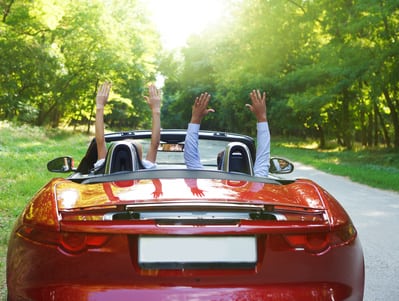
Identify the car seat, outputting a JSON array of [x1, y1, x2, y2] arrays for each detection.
[[219, 142, 254, 176], [104, 141, 142, 174]]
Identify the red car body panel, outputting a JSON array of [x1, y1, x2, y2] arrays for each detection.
[[53, 178, 328, 209], [7, 176, 364, 301]]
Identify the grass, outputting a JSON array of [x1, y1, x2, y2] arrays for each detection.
[[0, 121, 91, 300], [1, 123, 398, 299], [271, 137, 399, 192]]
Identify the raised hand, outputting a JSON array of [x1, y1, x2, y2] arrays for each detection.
[[144, 84, 161, 113], [190, 92, 215, 124], [246, 89, 267, 122], [96, 82, 111, 109]]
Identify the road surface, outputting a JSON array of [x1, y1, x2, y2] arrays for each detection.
[[282, 162, 399, 301]]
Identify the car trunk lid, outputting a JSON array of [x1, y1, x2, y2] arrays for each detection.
[[56, 178, 327, 212]]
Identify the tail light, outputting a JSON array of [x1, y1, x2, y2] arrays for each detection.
[[284, 232, 330, 254], [271, 222, 357, 255], [17, 225, 109, 254], [59, 232, 109, 254]]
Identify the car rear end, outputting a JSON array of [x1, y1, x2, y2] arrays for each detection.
[[7, 176, 364, 301]]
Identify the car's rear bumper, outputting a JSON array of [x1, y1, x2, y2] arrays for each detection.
[[10, 282, 363, 301], [7, 231, 365, 301]]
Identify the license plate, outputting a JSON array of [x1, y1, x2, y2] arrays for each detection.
[[138, 235, 257, 269]]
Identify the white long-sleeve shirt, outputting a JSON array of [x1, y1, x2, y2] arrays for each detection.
[[184, 123, 204, 169], [184, 122, 270, 177]]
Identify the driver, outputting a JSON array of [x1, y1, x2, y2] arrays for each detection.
[[184, 90, 270, 177]]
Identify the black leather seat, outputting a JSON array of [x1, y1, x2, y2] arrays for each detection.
[[219, 142, 254, 176], [104, 141, 141, 174]]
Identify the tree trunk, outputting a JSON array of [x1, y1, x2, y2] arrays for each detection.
[[376, 104, 391, 147], [342, 89, 352, 150], [359, 98, 367, 146], [315, 123, 325, 149], [383, 89, 399, 149], [373, 100, 379, 147], [367, 112, 373, 147]]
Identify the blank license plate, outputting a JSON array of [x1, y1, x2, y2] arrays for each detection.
[[138, 235, 257, 269]]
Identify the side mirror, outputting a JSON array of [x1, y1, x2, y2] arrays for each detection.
[[269, 157, 294, 174], [47, 156, 75, 173]]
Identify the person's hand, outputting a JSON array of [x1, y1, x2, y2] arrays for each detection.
[[96, 82, 111, 109], [190, 187, 205, 197], [246, 90, 267, 122], [144, 84, 161, 113], [151, 179, 163, 198], [190, 92, 215, 124], [184, 179, 205, 197]]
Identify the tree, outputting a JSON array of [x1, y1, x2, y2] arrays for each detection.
[[0, 0, 160, 130]]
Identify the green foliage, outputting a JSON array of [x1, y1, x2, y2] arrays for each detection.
[[1, 0, 398, 151], [162, 0, 399, 150], [0, 0, 160, 130]]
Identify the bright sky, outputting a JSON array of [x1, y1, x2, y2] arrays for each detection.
[[145, 0, 227, 49]]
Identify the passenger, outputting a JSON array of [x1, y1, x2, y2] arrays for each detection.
[[184, 90, 270, 177], [94, 82, 161, 171]]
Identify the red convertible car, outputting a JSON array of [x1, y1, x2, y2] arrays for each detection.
[[7, 129, 364, 301]]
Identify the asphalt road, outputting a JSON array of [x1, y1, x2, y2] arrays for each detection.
[[281, 162, 399, 301]]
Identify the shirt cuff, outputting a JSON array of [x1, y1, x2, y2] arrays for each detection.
[[257, 122, 269, 131], [187, 123, 200, 133], [94, 158, 105, 169], [142, 159, 157, 169]]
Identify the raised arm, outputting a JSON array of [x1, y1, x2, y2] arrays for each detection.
[[184, 93, 214, 169], [144, 84, 161, 164], [95, 82, 111, 162], [246, 90, 270, 177]]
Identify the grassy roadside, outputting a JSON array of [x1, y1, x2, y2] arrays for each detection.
[[0, 122, 91, 300], [271, 137, 399, 193], [1, 123, 398, 299]]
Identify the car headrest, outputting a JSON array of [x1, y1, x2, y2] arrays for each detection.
[[104, 141, 141, 174], [219, 142, 254, 176]]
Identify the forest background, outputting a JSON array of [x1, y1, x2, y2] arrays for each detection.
[[0, 0, 399, 151]]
